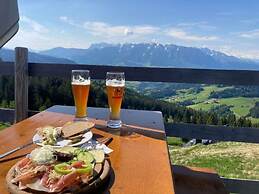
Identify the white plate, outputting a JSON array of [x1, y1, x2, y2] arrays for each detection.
[[32, 131, 93, 148]]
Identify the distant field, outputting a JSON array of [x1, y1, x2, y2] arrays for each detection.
[[165, 85, 232, 104], [190, 97, 259, 114], [164, 85, 259, 123]]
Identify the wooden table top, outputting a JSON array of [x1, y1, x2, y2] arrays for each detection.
[[0, 106, 175, 194]]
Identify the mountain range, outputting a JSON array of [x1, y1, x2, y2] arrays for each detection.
[[1, 43, 259, 70], [0, 48, 75, 64]]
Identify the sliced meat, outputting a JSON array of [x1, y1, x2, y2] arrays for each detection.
[[50, 171, 80, 192]]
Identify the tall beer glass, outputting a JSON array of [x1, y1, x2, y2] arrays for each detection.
[[106, 72, 125, 128], [71, 70, 90, 120]]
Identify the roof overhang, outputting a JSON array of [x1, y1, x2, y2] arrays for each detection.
[[0, 0, 19, 48]]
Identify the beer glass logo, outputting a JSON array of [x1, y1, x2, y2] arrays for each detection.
[[113, 87, 123, 98]]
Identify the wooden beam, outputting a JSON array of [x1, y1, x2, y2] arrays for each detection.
[[15, 47, 28, 122], [0, 108, 39, 123], [0, 62, 14, 75], [165, 123, 259, 143], [28, 63, 259, 85], [222, 177, 259, 194], [0, 108, 14, 123]]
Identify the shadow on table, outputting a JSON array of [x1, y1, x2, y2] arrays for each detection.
[[172, 165, 229, 194], [82, 165, 115, 194], [95, 123, 165, 140]]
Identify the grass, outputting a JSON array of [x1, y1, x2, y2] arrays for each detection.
[[166, 85, 232, 104], [219, 97, 259, 117], [169, 141, 259, 179], [189, 97, 259, 123], [0, 122, 9, 130], [167, 137, 184, 146], [164, 84, 259, 123]]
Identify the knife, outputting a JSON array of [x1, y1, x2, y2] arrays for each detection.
[[0, 141, 33, 159]]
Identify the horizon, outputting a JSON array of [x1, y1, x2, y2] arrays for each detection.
[[3, 42, 250, 61], [4, 0, 259, 60]]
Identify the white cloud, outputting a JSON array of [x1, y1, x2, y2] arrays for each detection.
[[83, 21, 159, 38], [5, 16, 89, 50], [215, 45, 259, 59], [177, 21, 217, 31], [60, 17, 220, 43], [167, 28, 218, 41], [6, 16, 221, 50], [20, 16, 49, 33], [239, 29, 259, 39], [59, 16, 68, 22], [59, 16, 159, 38], [59, 16, 78, 27], [6, 28, 90, 50]]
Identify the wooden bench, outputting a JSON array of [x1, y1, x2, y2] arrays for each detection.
[[172, 165, 229, 194]]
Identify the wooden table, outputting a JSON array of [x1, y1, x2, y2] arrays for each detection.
[[0, 105, 175, 194]]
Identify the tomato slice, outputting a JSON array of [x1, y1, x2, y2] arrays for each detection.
[[71, 161, 84, 168], [54, 161, 93, 175]]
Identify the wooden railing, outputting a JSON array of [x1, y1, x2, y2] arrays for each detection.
[[1, 47, 259, 193]]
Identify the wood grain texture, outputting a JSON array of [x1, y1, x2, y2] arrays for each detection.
[[0, 111, 174, 194], [15, 47, 28, 123], [0, 108, 38, 124], [221, 177, 259, 194], [2, 58, 259, 86], [46, 105, 165, 130], [166, 122, 259, 143], [0, 108, 14, 123]]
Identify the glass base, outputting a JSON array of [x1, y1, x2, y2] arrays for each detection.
[[74, 117, 88, 121], [107, 119, 122, 128]]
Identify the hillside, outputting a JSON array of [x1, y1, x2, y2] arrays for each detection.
[[40, 43, 259, 70], [170, 141, 259, 179], [0, 76, 253, 128], [0, 48, 76, 64], [162, 85, 259, 124]]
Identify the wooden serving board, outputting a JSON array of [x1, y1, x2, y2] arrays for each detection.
[[6, 160, 110, 194]]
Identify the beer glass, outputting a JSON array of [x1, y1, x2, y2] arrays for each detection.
[[106, 72, 125, 128], [71, 70, 90, 120]]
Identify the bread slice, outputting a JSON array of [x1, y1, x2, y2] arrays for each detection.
[[61, 121, 94, 138]]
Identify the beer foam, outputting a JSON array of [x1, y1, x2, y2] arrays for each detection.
[[106, 79, 125, 86], [72, 79, 90, 85]]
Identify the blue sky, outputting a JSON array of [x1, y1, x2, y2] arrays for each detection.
[[5, 0, 259, 59]]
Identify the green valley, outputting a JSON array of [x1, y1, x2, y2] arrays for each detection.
[[162, 85, 259, 124]]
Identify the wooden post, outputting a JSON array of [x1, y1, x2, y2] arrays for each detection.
[[15, 47, 28, 122]]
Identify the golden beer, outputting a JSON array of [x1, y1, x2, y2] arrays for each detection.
[[106, 72, 125, 128], [72, 82, 90, 118], [106, 84, 125, 120]]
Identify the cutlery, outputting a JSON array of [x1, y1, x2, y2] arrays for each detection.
[[97, 137, 113, 145], [0, 141, 35, 159]]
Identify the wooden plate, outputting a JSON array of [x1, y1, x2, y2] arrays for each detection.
[[6, 160, 110, 194]]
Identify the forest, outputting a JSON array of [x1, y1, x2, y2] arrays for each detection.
[[209, 86, 259, 99], [0, 75, 255, 127]]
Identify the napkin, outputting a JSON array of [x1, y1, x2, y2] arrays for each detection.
[[81, 140, 113, 154]]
